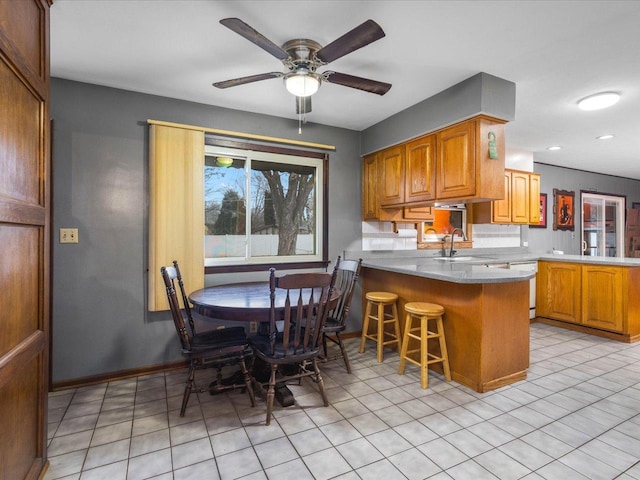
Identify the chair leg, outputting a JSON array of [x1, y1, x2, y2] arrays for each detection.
[[312, 359, 329, 407], [437, 316, 452, 382], [322, 333, 328, 359], [240, 356, 256, 407], [359, 300, 372, 353], [180, 365, 196, 417], [398, 313, 411, 375], [335, 332, 352, 374], [421, 316, 429, 389], [377, 302, 384, 363], [266, 364, 278, 426]]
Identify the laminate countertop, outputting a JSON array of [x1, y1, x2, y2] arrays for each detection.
[[361, 253, 640, 285]]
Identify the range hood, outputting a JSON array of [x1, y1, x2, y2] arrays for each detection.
[[433, 203, 466, 210]]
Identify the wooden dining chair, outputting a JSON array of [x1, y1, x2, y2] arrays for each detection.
[[161, 261, 255, 416], [249, 267, 337, 425], [322, 256, 363, 373]]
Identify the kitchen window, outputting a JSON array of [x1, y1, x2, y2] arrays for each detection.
[[148, 121, 333, 311], [204, 143, 327, 271]]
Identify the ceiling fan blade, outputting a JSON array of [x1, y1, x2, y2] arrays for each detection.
[[213, 72, 283, 89], [296, 96, 312, 114], [315, 19, 385, 64], [220, 18, 289, 61], [324, 71, 391, 95]]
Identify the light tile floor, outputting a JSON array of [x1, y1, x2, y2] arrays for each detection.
[[44, 323, 640, 480]]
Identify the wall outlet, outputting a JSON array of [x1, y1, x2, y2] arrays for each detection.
[[60, 228, 79, 244], [249, 322, 258, 334]]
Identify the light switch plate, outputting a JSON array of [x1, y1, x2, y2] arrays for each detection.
[[60, 228, 79, 244]]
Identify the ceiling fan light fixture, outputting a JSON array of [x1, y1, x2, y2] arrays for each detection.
[[284, 71, 320, 97], [577, 92, 620, 111]]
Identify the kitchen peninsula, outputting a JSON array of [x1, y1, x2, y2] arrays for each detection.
[[359, 255, 535, 393]]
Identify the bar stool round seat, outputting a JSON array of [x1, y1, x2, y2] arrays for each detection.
[[359, 291, 401, 363], [398, 301, 451, 389]]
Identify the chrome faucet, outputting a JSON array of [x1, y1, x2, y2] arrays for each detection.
[[447, 228, 467, 257]]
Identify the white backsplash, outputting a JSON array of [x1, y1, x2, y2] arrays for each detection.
[[362, 221, 521, 251], [362, 221, 418, 250]]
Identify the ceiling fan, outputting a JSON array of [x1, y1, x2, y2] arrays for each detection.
[[213, 18, 392, 115]]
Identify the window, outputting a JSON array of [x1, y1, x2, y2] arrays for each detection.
[[204, 144, 326, 268], [581, 191, 625, 258]]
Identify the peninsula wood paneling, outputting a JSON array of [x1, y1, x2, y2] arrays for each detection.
[[362, 267, 529, 393]]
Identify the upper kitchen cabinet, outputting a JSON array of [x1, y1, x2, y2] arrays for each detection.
[[436, 116, 505, 202], [362, 153, 379, 220], [404, 134, 436, 205], [362, 115, 506, 221], [472, 169, 541, 225], [378, 145, 405, 207], [362, 152, 403, 222], [363, 144, 434, 222]]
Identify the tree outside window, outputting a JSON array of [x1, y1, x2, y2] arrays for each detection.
[[204, 148, 323, 266]]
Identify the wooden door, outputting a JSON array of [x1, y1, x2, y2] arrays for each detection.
[[378, 145, 405, 207], [402, 206, 434, 221], [436, 120, 476, 199], [510, 171, 530, 224], [528, 173, 541, 224], [0, 1, 51, 479], [582, 265, 624, 332], [492, 172, 511, 223], [538, 262, 581, 323], [362, 153, 378, 220], [404, 134, 436, 204]]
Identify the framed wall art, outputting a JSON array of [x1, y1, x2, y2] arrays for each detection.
[[553, 188, 575, 231], [530, 193, 547, 228]]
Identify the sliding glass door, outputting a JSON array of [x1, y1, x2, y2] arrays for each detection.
[[581, 192, 625, 257]]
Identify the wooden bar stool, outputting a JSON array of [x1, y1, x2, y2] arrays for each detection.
[[359, 291, 401, 363], [398, 302, 451, 388]]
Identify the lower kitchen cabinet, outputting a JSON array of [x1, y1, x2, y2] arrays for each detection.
[[582, 265, 624, 331], [536, 260, 640, 342], [536, 261, 581, 323]]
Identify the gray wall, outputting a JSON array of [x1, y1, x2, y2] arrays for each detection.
[[361, 72, 516, 154], [51, 78, 362, 383], [51, 77, 640, 384], [528, 162, 640, 255]]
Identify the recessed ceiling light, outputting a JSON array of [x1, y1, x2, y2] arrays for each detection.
[[547, 146, 561, 151], [596, 134, 614, 140], [577, 92, 620, 111]]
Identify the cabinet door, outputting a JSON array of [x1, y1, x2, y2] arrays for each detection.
[[379, 145, 405, 207], [404, 135, 436, 204], [538, 262, 581, 323], [362, 154, 378, 220], [436, 121, 476, 199], [529, 173, 541, 224], [403, 206, 434, 220], [510, 171, 530, 224], [581, 265, 624, 332], [492, 172, 511, 223]]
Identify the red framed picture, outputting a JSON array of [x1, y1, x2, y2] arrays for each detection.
[[553, 189, 575, 231], [531, 193, 547, 228]]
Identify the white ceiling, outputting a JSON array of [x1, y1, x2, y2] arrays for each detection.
[[50, 0, 640, 180]]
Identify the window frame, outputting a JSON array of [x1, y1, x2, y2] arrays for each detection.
[[204, 136, 329, 274]]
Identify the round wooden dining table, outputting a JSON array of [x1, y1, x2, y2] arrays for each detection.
[[188, 281, 341, 323]]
